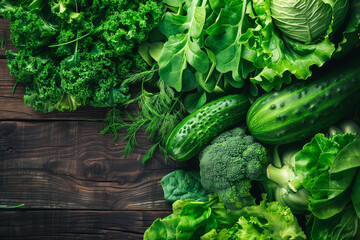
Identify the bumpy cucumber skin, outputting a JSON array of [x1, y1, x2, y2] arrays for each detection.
[[247, 62, 360, 145], [166, 94, 250, 161]]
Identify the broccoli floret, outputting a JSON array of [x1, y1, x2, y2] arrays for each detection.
[[199, 127, 270, 210]]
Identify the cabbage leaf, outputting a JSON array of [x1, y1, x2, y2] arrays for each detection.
[[270, 0, 333, 43]]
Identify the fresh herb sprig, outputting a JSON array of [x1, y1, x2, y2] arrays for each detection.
[[101, 67, 186, 165]]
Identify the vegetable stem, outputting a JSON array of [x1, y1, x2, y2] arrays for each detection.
[[12, 81, 18, 95], [48, 31, 92, 47], [272, 145, 282, 168], [288, 178, 303, 192], [0, 203, 24, 209], [267, 164, 295, 189]]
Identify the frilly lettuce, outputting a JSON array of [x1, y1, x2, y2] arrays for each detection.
[[143, 194, 306, 240]]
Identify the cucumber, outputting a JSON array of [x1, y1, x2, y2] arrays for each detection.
[[166, 94, 250, 161], [247, 60, 360, 145]]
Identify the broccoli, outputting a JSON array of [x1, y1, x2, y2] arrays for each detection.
[[199, 127, 271, 210]]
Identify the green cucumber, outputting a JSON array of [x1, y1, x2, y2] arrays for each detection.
[[166, 94, 250, 161], [247, 60, 360, 145]]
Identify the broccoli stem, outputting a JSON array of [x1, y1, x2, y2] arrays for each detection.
[[266, 164, 295, 189]]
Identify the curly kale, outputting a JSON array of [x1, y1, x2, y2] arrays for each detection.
[[1, 0, 164, 112], [199, 127, 271, 210]]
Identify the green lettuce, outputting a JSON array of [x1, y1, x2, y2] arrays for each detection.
[[143, 194, 306, 240], [295, 133, 360, 219]]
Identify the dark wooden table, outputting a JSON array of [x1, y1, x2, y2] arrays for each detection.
[[0, 17, 190, 239]]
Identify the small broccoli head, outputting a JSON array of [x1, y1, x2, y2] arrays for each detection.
[[199, 127, 270, 209]]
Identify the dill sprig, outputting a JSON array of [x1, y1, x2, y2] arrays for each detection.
[[125, 80, 185, 165], [99, 107, 131, 141], [101, 66, 186, 165]]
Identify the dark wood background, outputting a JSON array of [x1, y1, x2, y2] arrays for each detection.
[[0, 17, 191, 239]]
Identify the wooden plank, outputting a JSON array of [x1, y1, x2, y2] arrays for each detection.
[[0, 121, 193, 210], [0, 209, 169, 239]]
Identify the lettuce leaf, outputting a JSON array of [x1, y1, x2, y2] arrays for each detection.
[[334, 0, 360, 58], [144, 195, 306, 240], [248, 0, 335, 91], [295, 133, 360, 219]]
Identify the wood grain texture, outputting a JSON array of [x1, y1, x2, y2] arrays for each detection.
[[0, 209, 171, 239], [0, 121, 193, 210]]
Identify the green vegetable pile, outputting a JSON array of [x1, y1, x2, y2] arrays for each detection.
[[265, 120, 360, 239], [144, 194, 307, 240], [3, 0, 360, 239], [156, 0, 360, 101], [1, 0, 164, 112]]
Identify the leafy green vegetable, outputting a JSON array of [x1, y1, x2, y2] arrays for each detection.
[[143, 196, 222, 240], [161, 170, 210, 202], [158, 0, 208, 92], [144, 194, 306, 240], [199, 127, 270, 210], [295, 133, 360, 219], [311, 205, 359, 240], [205, 0, 253, 85], [234, 194, 307, 240], [270, 0, 348, 43], [351, 172, 360, 218], [248, 0, 336, 91], [157, 0, 360, 98], [334, 0, 360, 58], [1, 0, 164, 112]]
